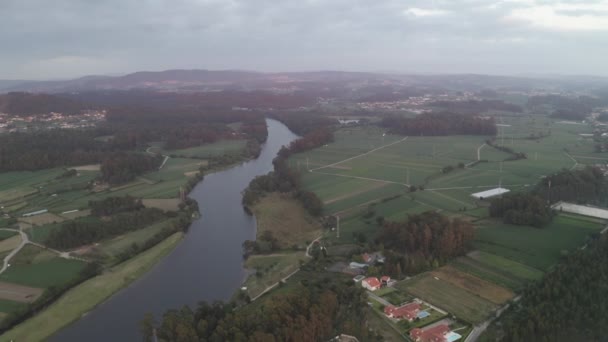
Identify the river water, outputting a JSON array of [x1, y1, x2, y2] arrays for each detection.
[[49, 119, 298, 342]]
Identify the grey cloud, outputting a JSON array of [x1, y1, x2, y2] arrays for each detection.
[[1, 0, 607, 79]]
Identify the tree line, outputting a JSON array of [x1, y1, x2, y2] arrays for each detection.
[[489, 192, 553, 227], [45, 208, 167, 250], [99, 152, 161, 185], [89, 196, 144, 217], [483, 235, 608, 342], [428, 99, 523, 114], [377, 211, 475, 276], [381, 112, 497, 136], [141, 272, 374, 342]]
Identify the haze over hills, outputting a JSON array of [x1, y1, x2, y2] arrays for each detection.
[[4, 69, 608, 94]]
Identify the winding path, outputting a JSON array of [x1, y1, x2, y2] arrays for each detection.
[[0, 228, 28, 274], [0, 227, 88, 275]]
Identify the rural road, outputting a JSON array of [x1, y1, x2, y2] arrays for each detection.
[[305, 235, 323, 258], [146, 146, 170, 170], [367, 291, 392, 306], [0, 228, 28, 274], [465, 296, 521, 342]]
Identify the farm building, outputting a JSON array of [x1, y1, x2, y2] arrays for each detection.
[[22, 209, 48, 217], [410, 324, 461, 342], [384, 302, 420, 321], [470, 187, 509, 200], [551, 201, 608, 219], [361, 277, 381, 291]]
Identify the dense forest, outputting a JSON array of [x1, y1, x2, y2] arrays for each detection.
[[381, 112, 497, 136], [0, 92, 88, 116], [141, 272, 373, 342], [45, 208, 166, 250], [483, 236, 608, 342], [428, 99, 523, 114], [378, 212, 475, 275], [535, 167, 608, 205], [0, 129, 112, 171], [489, 193, 553, 227], [99, 152, 161, 185]]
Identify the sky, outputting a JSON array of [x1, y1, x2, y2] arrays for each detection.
[[2, 0, 608, 79]]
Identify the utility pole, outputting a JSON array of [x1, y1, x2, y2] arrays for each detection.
[[500, 161, 503, 173], [336, 215, 340, 239], [406, 168, 410, 185], [306, 158, 309, 171], [535, 152, 538, 161]]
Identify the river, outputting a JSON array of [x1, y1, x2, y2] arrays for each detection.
[[49, 118, 298, 342]]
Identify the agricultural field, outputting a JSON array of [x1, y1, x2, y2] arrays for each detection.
[[163, 139, 247, 158], [243, 252, 307, 299], [397, 272, 498, 324], [251, 192, 322, 248], [452, 251, 544, 291], [0, 245, 87, 288], [474, 214, 604, 270], [87, 218, 178, 261], [1, 233, 183, 342]]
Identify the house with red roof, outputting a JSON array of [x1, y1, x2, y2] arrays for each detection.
[[361, 277, 381, 291], [383, 302, 420, 321], [410, 324, 451, 342]]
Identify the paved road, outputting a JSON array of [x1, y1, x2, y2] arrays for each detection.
[[465, 296, 520, 342], [367, 291, 392, 306]]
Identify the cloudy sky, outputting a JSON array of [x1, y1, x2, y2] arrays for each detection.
[[2, 0, 608, 79]]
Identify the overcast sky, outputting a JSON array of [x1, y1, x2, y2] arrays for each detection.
[[2, 0, 608, 79]]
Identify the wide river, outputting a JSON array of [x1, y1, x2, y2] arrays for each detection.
[[50, 119, 298, 342]]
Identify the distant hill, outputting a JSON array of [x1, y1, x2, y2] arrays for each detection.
[[0, 92, 88, 116], [3, 69, 608, 94]]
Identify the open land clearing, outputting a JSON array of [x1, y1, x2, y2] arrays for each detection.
[[0, 281, 43, 303], [163, 139, 247, 158], [1, 233, 183, 342], [251, 192, 322, 248], [397, 272, 498, 324]]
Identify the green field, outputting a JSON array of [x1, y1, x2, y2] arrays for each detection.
[[397, 273, 497, 324], [243, 252, 307, 299], [0, 245, 87, 288], [164, 139, 247, 158], [452, 251, 544, 291], [93, 218, 177, 260], [474, 214, 604, 270], [2, 233, 183, 342], [0, 299, 27, 314]]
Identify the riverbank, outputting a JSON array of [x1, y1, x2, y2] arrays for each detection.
[[1, 232, 183, 342], [242, 192, 322, 299]]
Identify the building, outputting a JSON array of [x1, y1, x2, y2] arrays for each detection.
[[380, 276, 391, 286], [361, 277, 381, 291], [410, 324, 461, 342], [470, 187, 510, 200], [384, 302, 420, 321]]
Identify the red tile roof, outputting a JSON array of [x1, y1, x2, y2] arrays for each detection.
[[410, 324, 450, 342], [363, 277, 381, 288], [383, 302, 420, 320]]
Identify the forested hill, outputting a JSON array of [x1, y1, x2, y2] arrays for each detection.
[[483, 235, 608, 342], [0, 92, 88, 115]]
